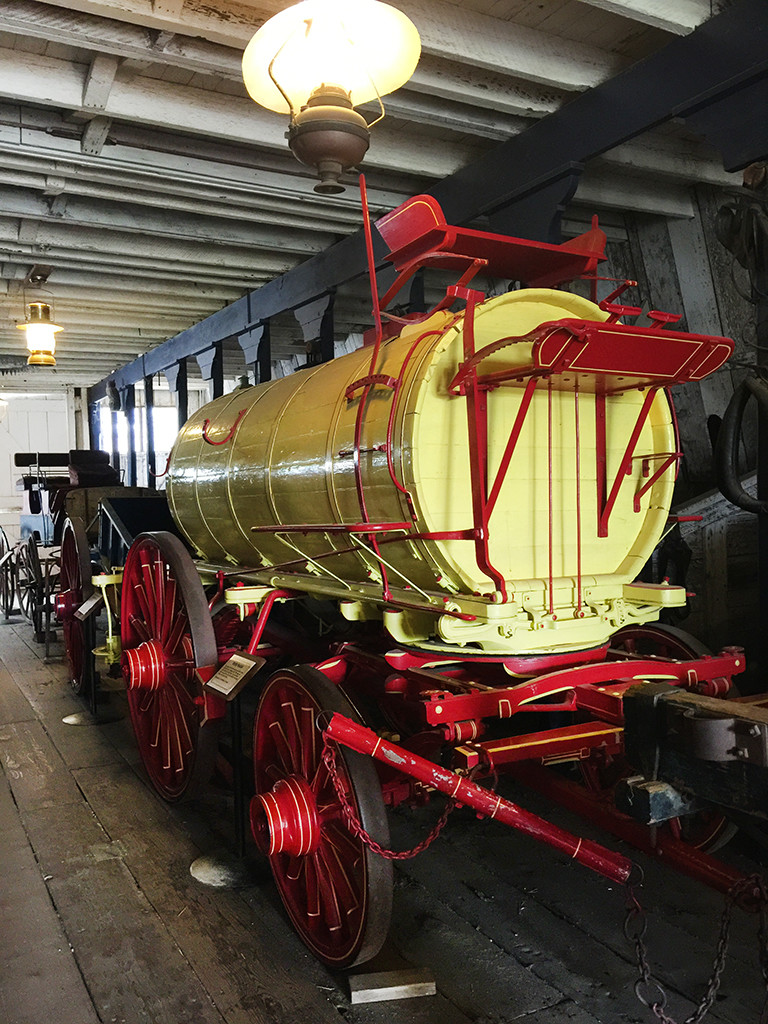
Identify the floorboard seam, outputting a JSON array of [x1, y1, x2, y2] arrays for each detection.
[[0, 761, 105, 1024]]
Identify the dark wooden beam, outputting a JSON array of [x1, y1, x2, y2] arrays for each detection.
[[88, 397, 101, 452], [258, 321, 271, 384], [433, 0, 768, 227], [123, 384, 137, 487], [162, 359, 189, 430], [145, 374, 156, 489], [110, 407, 119, 477]]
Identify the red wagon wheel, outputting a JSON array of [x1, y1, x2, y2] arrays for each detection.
[[611, 622, 711, 662], [57, 517, 94, 695], [121, 532, 219, 802], [252, 665, 392, 968], [605, 622, 738, 852]]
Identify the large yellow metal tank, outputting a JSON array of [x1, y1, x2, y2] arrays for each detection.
[[167, 288, 682, 655]]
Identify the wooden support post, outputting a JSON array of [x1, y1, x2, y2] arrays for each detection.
[[124, 384, 137, 487], [295, 294, 333, 366], [488, 164, 583, 243], [704, 519, 729, 648], [319, 292, 335, 363], [258, 321, 271, 384], [88, 397, 101, 452], [72, 387, 85, 450], [144, 374, 156, 490], [755, 237, 768, 676], [163, 360, 188, 432], [110, 406, 119, 477], [197, 343, 224, 400], [237, 324, 263, 373]]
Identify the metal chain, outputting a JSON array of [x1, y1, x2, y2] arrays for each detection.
[[321, 736, 468, 860], [625, 873, 768, 1024]]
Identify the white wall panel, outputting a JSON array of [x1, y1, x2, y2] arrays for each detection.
[[0, 391, 74, 543]]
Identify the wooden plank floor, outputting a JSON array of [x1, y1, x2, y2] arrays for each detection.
[[1, 615, 767, 1024]]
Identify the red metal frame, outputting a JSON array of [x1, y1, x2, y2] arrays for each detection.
[[385, 651, 743, 728], [309, 636, 746, 893], [509, 763, 745, 896], [228, 581, 748, 896], [374, 193, 607, 288], [201, 408, 247, 446]]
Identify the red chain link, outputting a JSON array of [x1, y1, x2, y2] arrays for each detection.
[[321, 736, 459, 860]]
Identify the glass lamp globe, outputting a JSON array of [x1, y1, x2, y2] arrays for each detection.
[[242, 0, 421, 193], [17, 301, 62, 366]]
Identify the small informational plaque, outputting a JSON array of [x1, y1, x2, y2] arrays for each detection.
[[75, 592, 104, 621], [203, 653, 265, 701]]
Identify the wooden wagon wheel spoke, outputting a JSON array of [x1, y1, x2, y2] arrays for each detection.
[[312, 847, 346, 932], [165, 610, 189, 658], [160, 577, 177, 646], [140, 552, 162, 634], [318, 831, 361, 908], [302, 855, 322, 919], [131, 579, 154, 635], [128, 614, 151, 643], [268, 718, 299, 778], [121, 532, 220, 802], [152, 552, 166, 637], [252, 665, 392, 967], [0, 527, 15, 618], [157, 686, 194, 771], [299, 701, 317, 779]]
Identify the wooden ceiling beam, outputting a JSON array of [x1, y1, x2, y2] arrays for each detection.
[[0, 185, 337, 255], [0, 46, 484, 180], [17, 0, 626, 91], [575, 0, 711, 35]]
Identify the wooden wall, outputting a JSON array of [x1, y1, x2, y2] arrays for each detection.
[[602, 186, 761, 674], [600, 186, 755, 498]]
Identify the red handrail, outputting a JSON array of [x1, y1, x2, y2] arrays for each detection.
[[201, 408, 247, 446]]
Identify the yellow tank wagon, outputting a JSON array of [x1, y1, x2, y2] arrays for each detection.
[[109, 192, 747, 970], [168, 260, 728, 659]]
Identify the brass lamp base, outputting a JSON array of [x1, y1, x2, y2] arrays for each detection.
[[288, 85, 370, 194]]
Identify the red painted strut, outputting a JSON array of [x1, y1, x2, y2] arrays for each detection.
[[324, 713, 634, 886]]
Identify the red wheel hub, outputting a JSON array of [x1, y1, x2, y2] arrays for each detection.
[[122, 635, 196, 690], [122, 638, 167, 691], [55, 588, 77, 622], [250, 775, 320, 857]]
